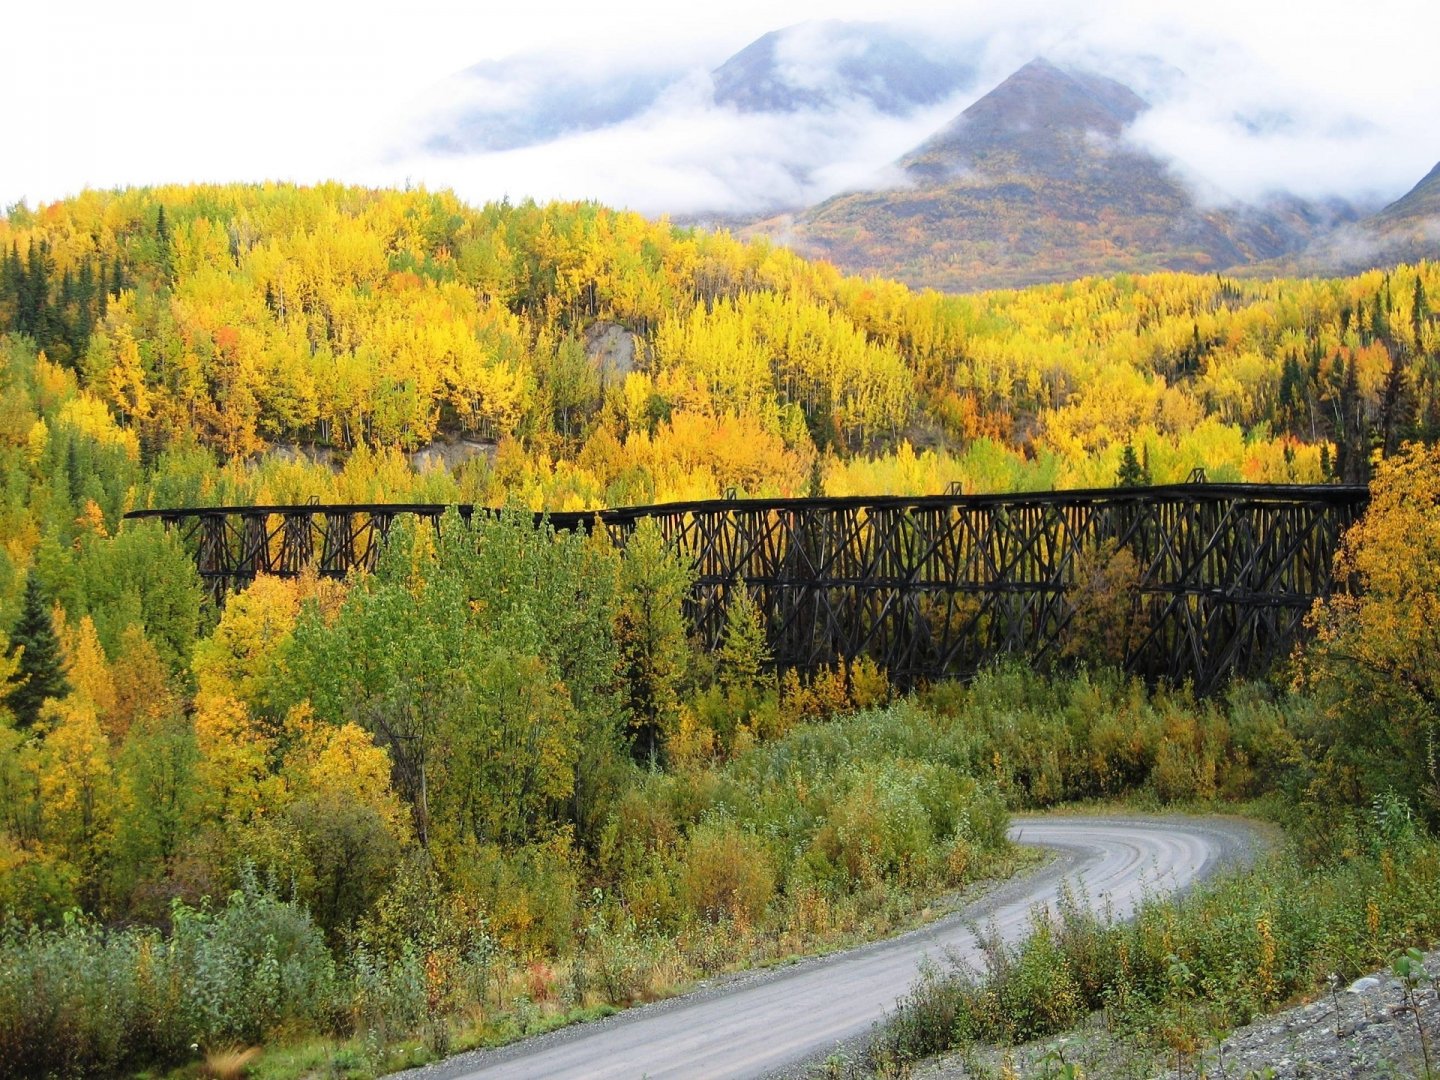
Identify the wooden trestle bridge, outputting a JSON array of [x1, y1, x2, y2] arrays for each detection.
[[126, 483, 1370, 693]]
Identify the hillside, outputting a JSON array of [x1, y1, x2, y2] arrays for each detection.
[[768, 59, 1358, 292], [0, 182, 1434, 538], [2, 184, 1440, 1080], [1372, 159, 1440, 227], [1279, 159, 1440, 276]]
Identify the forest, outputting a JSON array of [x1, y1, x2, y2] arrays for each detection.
[[0, 183, 1437, 1078]]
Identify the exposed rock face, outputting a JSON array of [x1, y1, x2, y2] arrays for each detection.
[[585, 321, 640, 383], [407, 437, 496, 474]]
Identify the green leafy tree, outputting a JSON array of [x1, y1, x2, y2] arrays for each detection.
[[109, 711, 199, 915], [4, 574, 70, 728], [615, 518, 692, 763], [717, 576, 770, 694], [284, 511, 622, 860]]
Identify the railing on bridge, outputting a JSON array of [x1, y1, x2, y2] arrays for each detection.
[[125, 483, 1370, 693]]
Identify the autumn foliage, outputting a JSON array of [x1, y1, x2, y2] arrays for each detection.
[[1300, 442, 1440, 815], [0, 182, 1438, 1076]]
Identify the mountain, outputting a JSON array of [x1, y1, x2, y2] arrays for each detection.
[[415, 21, 976, 158], [711, 21, 972, 115], [899, 57, 1145, 181], [418, 57, 685, 154], [767, 59, 1358, 292], [1373, 159, 1440, 226], [1281, 160, 1440, 275]]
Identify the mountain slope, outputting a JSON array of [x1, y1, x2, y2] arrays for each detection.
[[772, 59, 1355, 292], [1243, 160, 1440, 278], [419, 57, 684, 154], [711, 20, 971, 115], [900, 57, 1145, 182], [1371, 159, 1440, 225]]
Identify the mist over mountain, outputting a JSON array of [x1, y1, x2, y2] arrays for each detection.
[[900, 58, 1145, 182], [768, 58, 1366, 291], [1273, 160, 1440, 277], [382, 18, 1435, 290], [420, 57, 686, 154], [408, 21, 978, 160], [711, 21, 973, 115]]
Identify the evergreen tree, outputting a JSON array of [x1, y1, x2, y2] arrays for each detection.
[[1336, 356, 1367, 483], [1372, 295, 1390, 344], [614, 519, 692, 763], [155, 206, 173, 281], [1378, 353, 1415, 458], [4, 573, 71, 728], [807, 454, 826, 498], [1116, 442, 1149, 487]]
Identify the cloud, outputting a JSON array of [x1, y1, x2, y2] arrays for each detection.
[[370, 2, 1440, 220], [4, 0, 1438, 218], [375, 54, 972, 217], [937, 2, 1440, 209]]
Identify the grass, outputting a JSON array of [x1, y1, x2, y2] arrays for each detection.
[[200, 1047, 261, 1080]]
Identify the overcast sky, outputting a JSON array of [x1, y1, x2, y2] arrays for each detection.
[[5, 0, 1439, 215]]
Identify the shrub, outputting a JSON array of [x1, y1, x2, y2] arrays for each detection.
[[871, 828, 1440, 1071], [680, 819, 775, 924], [167, 870, 336, 1044], [0, 874, 334, 1079]]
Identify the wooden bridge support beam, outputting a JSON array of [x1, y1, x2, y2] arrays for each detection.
[[127, 484, 1370, 694]]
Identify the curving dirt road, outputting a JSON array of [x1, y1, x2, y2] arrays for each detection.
[[401, 815, 1262, 1080]]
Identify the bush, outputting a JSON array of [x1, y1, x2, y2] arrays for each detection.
[[680, 819, 775, 924], [0, 915, 166, 1078], [169, 870, 336, 1043], [0, 874, 334, 1079]]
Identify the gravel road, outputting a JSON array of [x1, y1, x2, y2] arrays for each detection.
[[397, 815, 1263, 1080]]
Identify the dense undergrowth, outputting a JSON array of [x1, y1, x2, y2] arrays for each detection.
[[0, 652, 1379, 1080], [0, 695, 1018, 1080]]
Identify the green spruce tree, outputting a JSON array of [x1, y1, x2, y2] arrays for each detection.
[[615, 519, 692, 763], [1116, 442, 1149, 487], [4, 573, 70, 728], [1413, 275, 1429, 352]]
